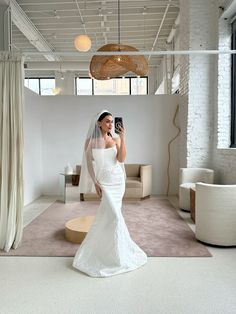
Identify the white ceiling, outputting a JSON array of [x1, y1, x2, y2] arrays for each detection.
[[11, 0, 179, 67]]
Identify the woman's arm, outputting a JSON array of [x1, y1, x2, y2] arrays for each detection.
[[115, 126, 126, 162]]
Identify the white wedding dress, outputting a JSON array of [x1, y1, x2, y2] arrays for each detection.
[[73, 145, 147, 277]]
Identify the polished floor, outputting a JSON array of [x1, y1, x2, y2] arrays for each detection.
[[0, 193, 236, 314]]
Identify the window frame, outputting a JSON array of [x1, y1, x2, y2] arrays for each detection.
[[75, 76, 93, 95], [24, 77, 55, 95], [130, 76, 148, 95], [75, 76, 148, 95]]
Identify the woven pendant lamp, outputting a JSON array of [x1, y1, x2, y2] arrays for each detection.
[[89, 0, 148, 80], [90, 44, 148, 80]]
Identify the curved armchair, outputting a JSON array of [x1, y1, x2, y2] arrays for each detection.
[[179, 168, 214, 211], [195, 183, 236, 246]]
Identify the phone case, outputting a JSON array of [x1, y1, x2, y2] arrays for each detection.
[[115, 117, 123, 134]]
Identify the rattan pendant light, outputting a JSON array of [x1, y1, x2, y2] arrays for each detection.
[[89, 0, 148, 80]]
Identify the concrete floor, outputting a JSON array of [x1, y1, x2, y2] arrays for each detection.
[[0, 194, 236, 314]]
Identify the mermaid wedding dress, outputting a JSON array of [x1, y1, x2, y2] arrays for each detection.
[[73, 145, 147, 277]]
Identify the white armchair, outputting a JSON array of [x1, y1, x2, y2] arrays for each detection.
[[195, 183, 236, 246], [179, 168, 214, 211]]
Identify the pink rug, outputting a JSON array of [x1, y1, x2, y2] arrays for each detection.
[[0, 198, 211, 257]]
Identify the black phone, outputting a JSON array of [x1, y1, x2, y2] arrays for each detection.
[[114, 117, 123, 134]]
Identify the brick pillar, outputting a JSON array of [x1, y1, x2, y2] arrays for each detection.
[[179, 0, 218, 168]]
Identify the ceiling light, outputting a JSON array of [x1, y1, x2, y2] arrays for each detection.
[[89, 0, 148, 80], [74, 34, 92, 52], [90, 44, 148, 80]]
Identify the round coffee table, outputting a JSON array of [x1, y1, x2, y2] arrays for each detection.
[[65, 215, 95, 244]]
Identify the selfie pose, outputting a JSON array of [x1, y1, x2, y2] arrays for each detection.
[[73, 110, 147, 277]]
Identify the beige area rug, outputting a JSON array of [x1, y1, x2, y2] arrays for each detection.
[[0, 198, 211, 257]]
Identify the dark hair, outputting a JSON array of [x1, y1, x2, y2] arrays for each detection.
[[97, 111, 113, 137], [97, 111, 112, 122]]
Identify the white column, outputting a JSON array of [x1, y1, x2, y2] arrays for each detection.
[[179, 0, 218, 168], [55, 71, 75, 95]]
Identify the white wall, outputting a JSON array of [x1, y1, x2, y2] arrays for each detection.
[[33, 95, 179, 196], [24, 88, 43, 205]]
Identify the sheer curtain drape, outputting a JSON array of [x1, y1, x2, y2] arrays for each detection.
[[0, 51, 24, 252]]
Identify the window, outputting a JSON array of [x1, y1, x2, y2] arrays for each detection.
[[231, 19, 236, 147], [94, 78, 129, 95], [131, 77, 148, 95], [24, 78, 39, 94], [76, 77, 92, 95], [75, 76, 148, 95], [40, 78, 55, 95], [24, 77, 55, 95]]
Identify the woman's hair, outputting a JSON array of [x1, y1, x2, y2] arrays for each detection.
[[97, 111, 113, 137], [97, 111, 112, 122]]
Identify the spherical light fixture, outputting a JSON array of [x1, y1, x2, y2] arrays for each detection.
[[74, 35, 92, 52]]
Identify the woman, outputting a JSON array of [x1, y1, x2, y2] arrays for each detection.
[[73, 110, 147, 277]]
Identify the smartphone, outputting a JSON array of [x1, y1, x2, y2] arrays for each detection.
[[115, 117, 123, 134]]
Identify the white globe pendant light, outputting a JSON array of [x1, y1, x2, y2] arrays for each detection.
[[74, 34, 91, 52]]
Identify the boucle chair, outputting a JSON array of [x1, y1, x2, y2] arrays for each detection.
[[195, 183, 236, 246], [179, 168, 214, 211]]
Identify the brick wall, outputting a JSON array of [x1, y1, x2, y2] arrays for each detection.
[[179, 0, 218, 169], [179, 0, 236, 184]]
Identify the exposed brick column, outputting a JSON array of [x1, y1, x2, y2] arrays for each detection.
[[179, 0, 218, 168]]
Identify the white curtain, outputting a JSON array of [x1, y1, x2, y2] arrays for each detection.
[[0, 51, 24, 252]]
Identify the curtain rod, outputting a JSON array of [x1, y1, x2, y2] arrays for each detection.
[[21, 50, 236, 56]]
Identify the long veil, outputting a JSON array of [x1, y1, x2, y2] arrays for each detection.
[[79, 110, 109, 194]]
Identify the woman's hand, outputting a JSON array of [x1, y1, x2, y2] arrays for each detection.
[[95, 180, 102, 197], [117, 125, 125, 141]]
